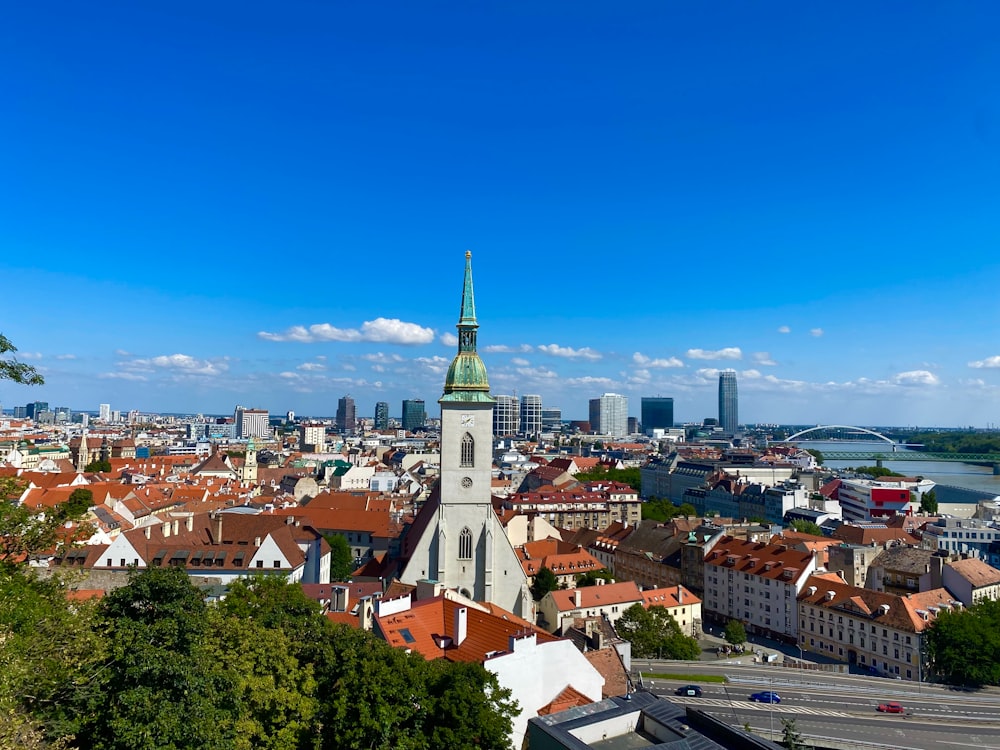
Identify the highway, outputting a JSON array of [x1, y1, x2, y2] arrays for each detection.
[[637, 662, 1000, 750]]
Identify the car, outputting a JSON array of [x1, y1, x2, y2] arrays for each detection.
[[674, 685, 702, 697], [749, 691, 781, 704], [877, 701, 905, 714]]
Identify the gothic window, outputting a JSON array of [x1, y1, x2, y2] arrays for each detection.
[[459, 527, 473, 560], [461, 432, 474, 467]]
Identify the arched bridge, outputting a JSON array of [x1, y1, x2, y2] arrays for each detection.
[[780, 425, 1000, 469]]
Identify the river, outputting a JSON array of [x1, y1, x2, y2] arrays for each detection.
[[790, 440, 1000, 497]]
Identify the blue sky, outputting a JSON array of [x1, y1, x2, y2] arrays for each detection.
[[3, 2, 1000, 427]]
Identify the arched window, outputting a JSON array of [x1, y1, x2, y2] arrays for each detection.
[[460, 432, 474, 467], [459, 527, 473, 560]]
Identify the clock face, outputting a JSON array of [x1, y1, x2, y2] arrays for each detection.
[[460, 413, 475, 427], [461, 476, 473, 488]]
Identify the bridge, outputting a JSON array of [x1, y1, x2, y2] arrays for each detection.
[[779, 425, 1000, 470]]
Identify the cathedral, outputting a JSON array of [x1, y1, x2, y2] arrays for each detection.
[[399, 252, 533, 619]]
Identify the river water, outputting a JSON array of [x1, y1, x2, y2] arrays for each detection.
[[791, 440, 1000, 497]]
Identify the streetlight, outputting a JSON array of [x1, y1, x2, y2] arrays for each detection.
[[798, 642, 805, 684]]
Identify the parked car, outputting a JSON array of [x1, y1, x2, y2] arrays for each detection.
[[675, 685, 702, 697], [749, 691, 781, 704], [877, 701, 905, 714]]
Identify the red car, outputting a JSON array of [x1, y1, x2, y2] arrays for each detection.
[[877, 702, 905, 714]]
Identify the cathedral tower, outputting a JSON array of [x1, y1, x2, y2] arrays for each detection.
[[399, 252, 531, 618]]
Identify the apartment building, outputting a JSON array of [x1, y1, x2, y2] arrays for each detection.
[[702, 536, 817, 642], [797, 575, 958, 680]]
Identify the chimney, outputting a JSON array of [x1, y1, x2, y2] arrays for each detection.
[[454, 606, 468, 646], [574, 589, 582, 608], [677, 585, 683, 604], [172, 519, 179, 536], [162, 521, 171, 538], [144, 525, 152, 539], [185, 514, 193, 532], [214, 513, 223, 544]]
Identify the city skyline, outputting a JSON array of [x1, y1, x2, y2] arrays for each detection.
[[5, 4, 1000, 427]]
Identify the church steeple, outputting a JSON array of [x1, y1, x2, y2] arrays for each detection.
[[442, 251, 492, 400]]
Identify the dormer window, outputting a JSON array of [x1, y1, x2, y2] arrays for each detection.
[[461, 433, 474, 468]]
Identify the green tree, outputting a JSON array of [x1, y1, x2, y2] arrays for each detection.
[[203, 612, 320, 749], [219, 574, 322, 634], [805, 449, 824, 465], [575, 568, 614, 587], [530, 566, 560, 601], [677, 502, 697, 517], [724, 619, 747, 646], [423, 659, 518, 750], [614, 603, 700, 660], [920, 489, 938, 514], [781, 717, 805, 750], [925, 598, 1000, 687], [84, 458, 112, 473], [0, 334, 43, 385], [0, 478, 91, 567], [79, 566, 237, 750], [790, 519, 823, 536], [325, 533, 354, 581]]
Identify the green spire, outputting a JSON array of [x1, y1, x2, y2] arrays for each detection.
[[441, 251, 493, 402]]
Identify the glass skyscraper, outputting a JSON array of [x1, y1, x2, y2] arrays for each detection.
[[401, 399, 426, 432], [374, 401, 389, 430], [718, 370, 738, 434], [336, 395, 356, 435], [640, 397, 674, 433]]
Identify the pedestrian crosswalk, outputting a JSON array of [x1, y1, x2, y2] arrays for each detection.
[[669, 697, 851, 718]]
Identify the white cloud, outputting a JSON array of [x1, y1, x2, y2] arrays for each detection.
[[99, 372, 148, 381], [515, 366, 559, 379], [564, 375, 616, 387], [537, 344, 602, 361], [258, 317, 434, 344], [20, 351, 42, 360], [511, 357, 530, 366], [810, 328, 824, 337], [440, 332, 458, 346], [126, 353, 228, 376], [415, 356, 450, 375], [483, 344, 534, 354], [892, 370, 940, 386], [55, 353, 77, 360], [115, 349, 131, 356], [633, 352, 684, 369], [778, 326, 791, 334], [969, 356, 1000, 369], [361, 352, 404, 364], [686, 347, 742, 361], [752, 352, 777, 366], [297, 362, 327, 372]]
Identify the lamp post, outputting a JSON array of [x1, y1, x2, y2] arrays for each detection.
[[798, 642, 805, 684]]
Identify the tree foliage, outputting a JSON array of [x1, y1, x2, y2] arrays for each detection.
[[324, 533, 354, 581], [790, 519, 823, 536], [84, 459, 112, 473], [926, 598, 1000, 687], [641, 498, 696, 522], [0, 567, 520, 750], [920, 489, 938, 514], [575, 568, 614, 587], [724, 618, 747, 646], [0, 480, 92, 567], [574, 466, 641, 490], [781, 717, 805, 750], [0, 334, 43, 385], [614, 603, 700, 660], [530, 565, 560, 601]]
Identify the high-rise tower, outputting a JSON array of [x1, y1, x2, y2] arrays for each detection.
[[641, 397, 674, 434], [399, 252, 531, 618], [374, 401, 389, 430], [519, 394, 542, 437], [336, 395, 356, 435], [589, 393, 628, 437], [718, 370, 739, 434]]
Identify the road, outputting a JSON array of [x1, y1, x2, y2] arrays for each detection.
[[637, 662, 1000, 750]]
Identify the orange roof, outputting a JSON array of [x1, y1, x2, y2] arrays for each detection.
[[641, 585, 701, 608], [376, 595, 558, 663], [546, 581, 644, 612]]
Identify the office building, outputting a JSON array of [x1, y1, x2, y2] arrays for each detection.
[[26, 401, 48, 420], [234, 406, 270, 439], [588, 393, 628, 438], [374, 401, 389, 430], [519, 394, 542, 437], [493, 395, 519, 437], [401, 399, 426, 432], [718, 370, 738, 434], [640, 396, 673, 434], [336, 395, 356, 435], [541, 407, 562, 433], [98, 403, 111, 422]]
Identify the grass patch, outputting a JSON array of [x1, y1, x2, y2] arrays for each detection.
[[639, 672, 727, 683]]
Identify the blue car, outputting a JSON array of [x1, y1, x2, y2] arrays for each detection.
[[750, 691, 781, 704]]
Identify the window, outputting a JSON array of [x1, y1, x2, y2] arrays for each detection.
[[460, 432, 474, 467], [256, 560, 264, 568], [459, 527, 473, 560], [273, 560, 281, 568]]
